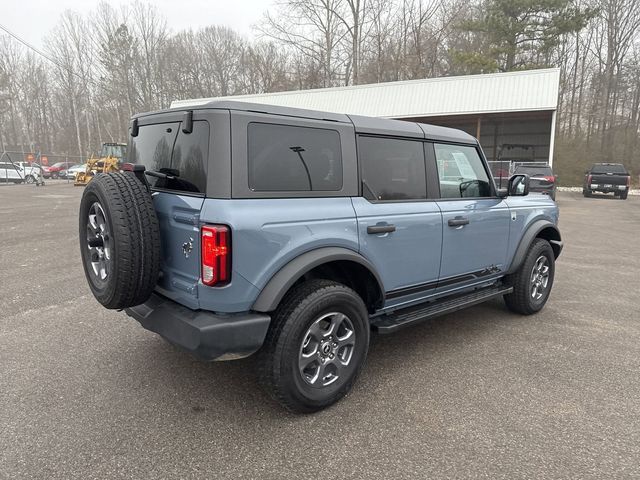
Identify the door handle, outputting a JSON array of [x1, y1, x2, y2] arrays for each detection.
[[448, 217, 469, 227], [367, 224, 396, 234]]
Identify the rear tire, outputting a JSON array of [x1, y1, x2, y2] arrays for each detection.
[[582, 189, 590, 197], [79, 172, 161, 309], [258, 279, 370, 413], [504, 239, 555, 315], [620, 191, 628, 200]]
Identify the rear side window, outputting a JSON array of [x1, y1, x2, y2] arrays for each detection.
[[358, 136, 426, 201], [514, 165, 553, 176], [435, 144, 492, 199], [128, 121, 208, 194], [248, 122, 342, 192], [591, 164, 627, 174]]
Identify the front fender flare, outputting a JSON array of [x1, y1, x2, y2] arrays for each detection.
[[506, 220, 563, 274], [252, 247, 385, 313]]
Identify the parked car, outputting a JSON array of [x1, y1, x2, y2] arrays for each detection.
[[60, 164, 87, 179], [15, 162, 44, 183], [45, 161, 76, 179], [79, 101, 563, 413], [512, 163, 557, 200], [583, 163, 631, 199], [0, 161, 25, 183]]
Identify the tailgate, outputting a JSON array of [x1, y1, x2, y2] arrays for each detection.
[[591, 174, 628, 185], [152, 192, 205, 310]]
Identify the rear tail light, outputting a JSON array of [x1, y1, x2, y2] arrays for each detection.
[[201, 225, 230, 286], [543, 175, 555, 182], [587, 174, 592, 184], [626, 176, 631, 187]]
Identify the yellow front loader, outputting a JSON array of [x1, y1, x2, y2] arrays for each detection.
[[74, 142, 127, 186]]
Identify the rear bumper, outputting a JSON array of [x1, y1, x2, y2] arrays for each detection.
[[587, 185, 628, 193], [125, 293, 271, 361]]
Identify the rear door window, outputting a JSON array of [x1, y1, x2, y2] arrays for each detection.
[[248, 122, 342, 192], [358, 136, 427, 201]]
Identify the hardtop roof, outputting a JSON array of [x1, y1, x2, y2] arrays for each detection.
[[133, 100, 476, 145]]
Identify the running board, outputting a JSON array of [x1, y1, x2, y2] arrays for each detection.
[[372, 286, 513, 334]]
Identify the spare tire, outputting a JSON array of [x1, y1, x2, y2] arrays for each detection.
[[79, 172, 161, 309]]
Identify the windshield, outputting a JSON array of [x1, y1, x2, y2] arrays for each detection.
[[591, 164, 627, 174], [101, 144, 127, 159]]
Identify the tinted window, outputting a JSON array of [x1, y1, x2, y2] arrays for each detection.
[[168, 121, 208, 193], [128, 123, 178, 184], [435, 144, 492, 198], [128, 121, 208, 194], [591, 164, 627, 174], [358, 136, 426, 201], [248, 123, 342, 192], [514, 165, 553, 176]]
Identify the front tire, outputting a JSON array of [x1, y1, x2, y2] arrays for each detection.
[[258, 279, 370, 413], [504, 239, 555, 315], [25, 175, 35, 184]]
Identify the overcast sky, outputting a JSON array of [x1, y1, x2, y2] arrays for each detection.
[[1, 0, 275, 47]]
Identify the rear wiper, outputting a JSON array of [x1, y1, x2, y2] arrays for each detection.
[[144, 170, 175, 180]]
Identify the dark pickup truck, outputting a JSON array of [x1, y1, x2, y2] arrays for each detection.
[[583, 163, 631, 200]]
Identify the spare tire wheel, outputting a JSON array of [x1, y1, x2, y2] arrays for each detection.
[[79, 172, 161, 309]]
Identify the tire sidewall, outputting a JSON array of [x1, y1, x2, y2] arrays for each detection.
[[278, 288, 369, 410], [79, 182, 120, 305], [524, 241, 555, 312]]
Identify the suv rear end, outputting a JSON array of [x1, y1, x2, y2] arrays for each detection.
[[513, 163, 557, 200]]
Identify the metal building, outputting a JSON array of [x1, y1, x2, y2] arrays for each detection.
[[172, 68, 560, 167]]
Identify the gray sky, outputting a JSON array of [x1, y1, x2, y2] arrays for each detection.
[[1, 0, 275, 47]]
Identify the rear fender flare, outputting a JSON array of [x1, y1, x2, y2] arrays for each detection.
[[252, 247, 385, 313]]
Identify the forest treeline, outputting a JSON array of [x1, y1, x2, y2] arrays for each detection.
[[1, 0, 639, 184]]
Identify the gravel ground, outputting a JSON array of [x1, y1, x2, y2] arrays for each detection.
[[1, 184, 639, 479]]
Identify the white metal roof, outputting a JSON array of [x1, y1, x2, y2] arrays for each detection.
[[171, 68, 560, 118]]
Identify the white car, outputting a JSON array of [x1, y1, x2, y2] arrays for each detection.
[[62, 164, 87, 179], [16, 162, 44, 183], [0, 161, 46, 184]]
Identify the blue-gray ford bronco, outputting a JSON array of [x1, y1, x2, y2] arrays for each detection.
[[79, 101, 563, 413]]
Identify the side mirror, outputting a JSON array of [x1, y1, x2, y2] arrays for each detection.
[[508, 174, 530, 196]]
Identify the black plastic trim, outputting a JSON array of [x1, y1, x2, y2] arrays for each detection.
[[125, 293, 271, 361], [506, 220, 562, 274], [386, 266, 500, 300], [252, 247, 385, 312]]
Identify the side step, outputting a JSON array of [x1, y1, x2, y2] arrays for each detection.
[[372, 285, 513, 334]]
